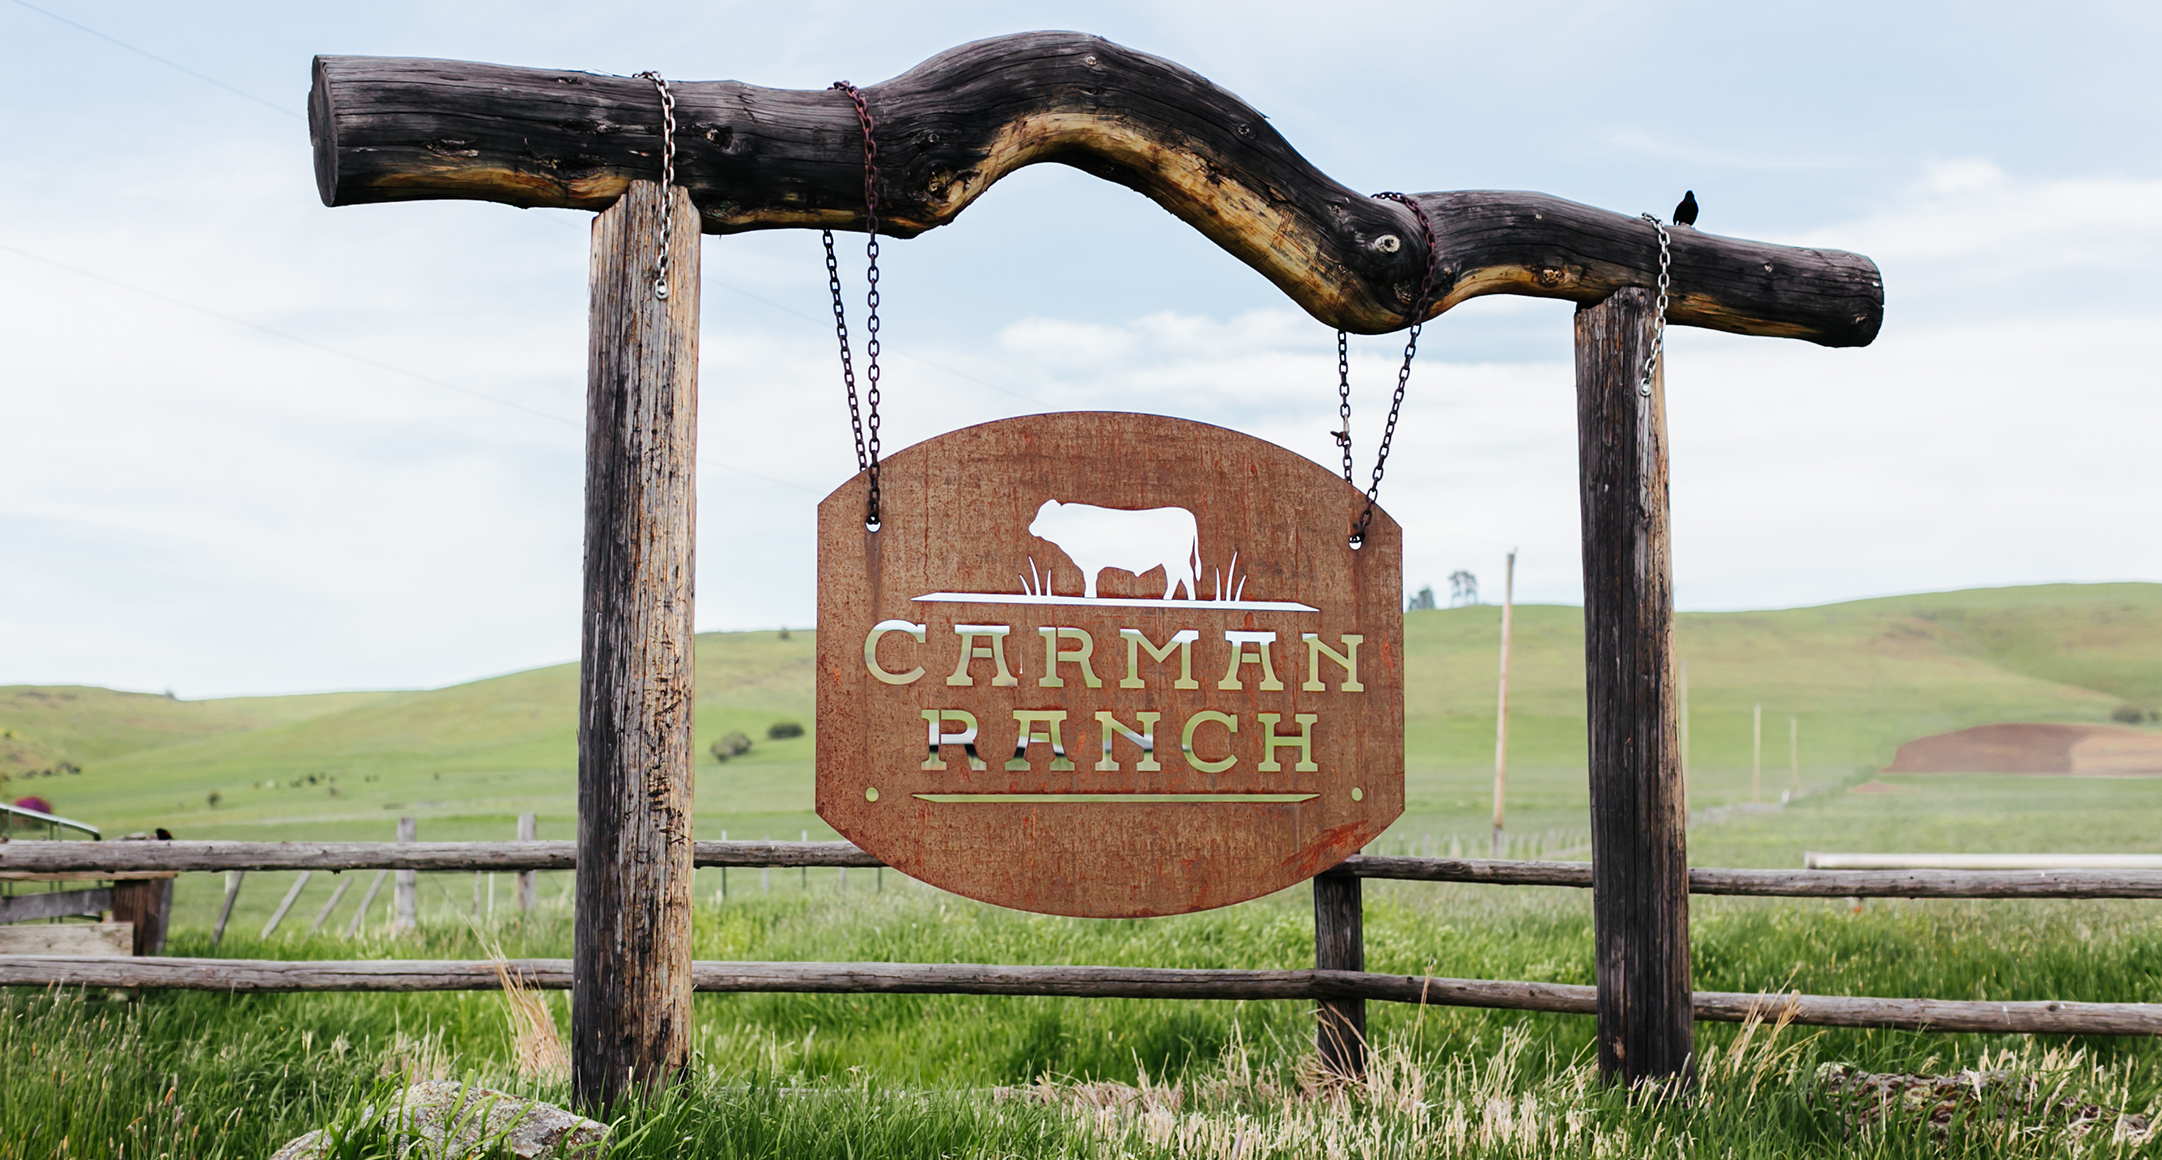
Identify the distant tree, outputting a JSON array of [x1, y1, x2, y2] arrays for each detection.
[[709, 732, 754, 762], [767, 721, 806, 740], [1406, 586, 1437, 613], [206, 791, 221, 809], [2111, 704, 2152, 725], [1448, 570, 1480, 607]]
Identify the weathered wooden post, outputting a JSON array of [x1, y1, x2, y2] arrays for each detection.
[[392, 815, 416, 933], [109, 875, 173, 955], [572, 177, 701, 1108], [1576, 288, 1690, 1089], [517, 812, 538, 913], [1312, 869, 1366, 1081]]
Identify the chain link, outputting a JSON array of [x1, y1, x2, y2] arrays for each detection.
[[1333, 330, 1353, 483], [631, 72, 677, 301], [1340, 191, 1441, 548], [827, 81, 884, 528], [1638, 213, 1671, 397]]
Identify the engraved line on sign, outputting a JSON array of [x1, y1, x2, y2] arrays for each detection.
[[910, 793, 1321, 803], [913, 592, 1320, 613]]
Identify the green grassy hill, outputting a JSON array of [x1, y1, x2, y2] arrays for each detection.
[[5, 584, 2158, 856]]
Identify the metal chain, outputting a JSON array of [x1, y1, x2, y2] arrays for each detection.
[[829, 80, 884, 528], [1638, 213, 1671, 397], [631, 72, 677, 301], [1342, 191, 1441, 548], [1332, 330, 1353, 482]]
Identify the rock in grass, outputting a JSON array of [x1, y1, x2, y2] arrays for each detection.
[[1817, 1063, 2153, 1144], [268, 1080, 608, 1159]]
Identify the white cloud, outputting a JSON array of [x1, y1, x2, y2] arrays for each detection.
[[2, 1, 2156, 699]]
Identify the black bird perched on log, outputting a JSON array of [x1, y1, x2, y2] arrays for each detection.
[[1673, 190, 1699, 227]]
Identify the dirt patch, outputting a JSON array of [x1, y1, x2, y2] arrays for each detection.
[[1847, 781, 1900, 794], [1884, 723, 2162, 774]]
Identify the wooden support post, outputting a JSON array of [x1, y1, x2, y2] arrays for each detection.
[[1678, 659, 1691, 813], [1575, 287, 1692, 1091], [573, 178, 700, 1110], [518, 812, 538, 912], [392, 816, 417, 933], [109, 877, 173, 955], [1312, 869, 1366, 1082], [211, 870, 244, 948]]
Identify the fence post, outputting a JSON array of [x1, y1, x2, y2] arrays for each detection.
[[1575, 287, 1692, 1091], [572, 178, 700, 1110], [111, 877, 173, 956], [1313, 868, 1366, 1082], [518, 812, 538, 912], [393, 816, 417, 933]]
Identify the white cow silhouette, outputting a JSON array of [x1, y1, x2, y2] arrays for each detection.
[[1029, 500, 1200, 600]]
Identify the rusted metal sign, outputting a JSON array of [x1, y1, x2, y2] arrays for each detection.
[[816, 412, 1403, 917]]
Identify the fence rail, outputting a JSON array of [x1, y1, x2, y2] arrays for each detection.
[[7, 840, 2158, 1038], [3, 955, 2157, 1036], [6, 842, 2162, 899]]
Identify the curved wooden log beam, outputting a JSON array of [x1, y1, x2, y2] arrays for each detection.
[[309, 32, 1881, 344]]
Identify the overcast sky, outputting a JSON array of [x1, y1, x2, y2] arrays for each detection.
[[2, 0, 2157, 697]]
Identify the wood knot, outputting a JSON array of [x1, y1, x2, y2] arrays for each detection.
[[1535, 266, 1566, 288], [1372, 235, 1401, 254]]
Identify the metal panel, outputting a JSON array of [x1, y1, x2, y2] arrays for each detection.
[[817, 412, 1404, 917]]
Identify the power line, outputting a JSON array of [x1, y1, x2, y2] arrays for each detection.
[[524, 209, 1048, 408], [0, 241, 817, 494], [0, 240, 577, 425], [705, 277, 1045, 407], [7, 0, 301, 120]]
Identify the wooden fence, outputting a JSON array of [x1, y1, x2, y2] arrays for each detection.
[[5, 838, 2159, 1070]]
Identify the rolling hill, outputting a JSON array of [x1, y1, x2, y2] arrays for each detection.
[[4, 584, 2158, 852]]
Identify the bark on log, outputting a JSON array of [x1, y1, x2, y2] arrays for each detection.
[[1578, 288, 1692, 1089], [5, 957, 2156, 1036], [308, 33, 1881, 344], [574, 179, 700, 1108]]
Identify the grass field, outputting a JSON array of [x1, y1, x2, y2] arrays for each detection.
[[6, 583, 2162, 1157]]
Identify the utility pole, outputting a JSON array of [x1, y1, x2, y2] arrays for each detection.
[[1789, 715, 1800, 795], [1752, 703, 1763, 803], [1492, 550, 1516, 858]]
